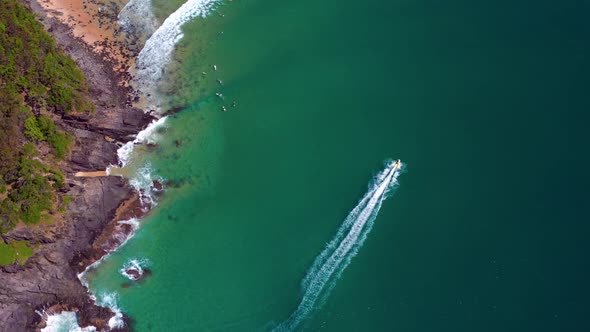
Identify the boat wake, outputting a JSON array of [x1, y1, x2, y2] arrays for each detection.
[[273, 160, 404, 331]]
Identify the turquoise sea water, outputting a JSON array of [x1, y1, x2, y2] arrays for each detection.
[[85, 0, 590, 331]]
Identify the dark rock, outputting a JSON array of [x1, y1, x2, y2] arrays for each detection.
[[54, 105, 65, 114], [152, 180, 163, 191], [125, 268, 141, 281], [62, 113, 91, 122], [0, 1, 149, 330]]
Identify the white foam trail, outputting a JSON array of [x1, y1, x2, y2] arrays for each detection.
[[41, 311, 96, 332], [133, 0, 220, 110], [274, 160, 404, 331], [118, 0, 159, 38]]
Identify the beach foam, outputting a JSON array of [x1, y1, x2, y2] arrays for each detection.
[[130, 162, 165, 206], [76, 217, 142, 329], [115, 116, 167, 204], [40, 311, 96, 332], [134, 0, 220, 110], [117, 116, 168, 167], [98, 293, 125, 330]]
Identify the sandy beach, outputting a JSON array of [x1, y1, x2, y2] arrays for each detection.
[[39, 0, 133, 73]]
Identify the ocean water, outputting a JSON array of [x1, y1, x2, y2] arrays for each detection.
[[75, 0, 590, 331]]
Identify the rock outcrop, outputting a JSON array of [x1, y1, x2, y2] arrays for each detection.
[[0, 1, 155, 330]]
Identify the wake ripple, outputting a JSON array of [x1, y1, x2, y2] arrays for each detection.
[[274, 160, 404, 331]]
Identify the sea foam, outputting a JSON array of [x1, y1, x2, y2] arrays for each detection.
[[134, 0, 219, 109], [75, 218, 141, 330], [40, 311, 96, 332], [99, 293, 125, 330], [120, 258, 150, 281], [117, 116, 168, 167]]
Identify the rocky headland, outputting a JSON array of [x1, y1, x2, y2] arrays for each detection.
[[0, 0, 154, 330]]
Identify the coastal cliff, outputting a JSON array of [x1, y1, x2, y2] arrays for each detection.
[[0, 0, 152, 330]]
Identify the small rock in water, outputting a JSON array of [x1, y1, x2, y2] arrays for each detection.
[[125, 268, 142, 281], [222, 106, 227, 112], [152, 180, 164, 191]]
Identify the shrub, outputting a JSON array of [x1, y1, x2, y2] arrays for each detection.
[[24, 116, 45, 141], [47, 130, 72, 159]]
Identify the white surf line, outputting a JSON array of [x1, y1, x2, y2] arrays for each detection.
[[116, 116, 168, 168], [75, 218, 141, 330], [40, 311, 97, 332], [133, 0, 220, 110], [274, 160, 403, 331]]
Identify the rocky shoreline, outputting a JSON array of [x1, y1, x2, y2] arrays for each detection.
[[0, 1, 154, 330]]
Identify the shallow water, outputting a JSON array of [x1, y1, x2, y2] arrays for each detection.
[[85, 0, 590, 331]]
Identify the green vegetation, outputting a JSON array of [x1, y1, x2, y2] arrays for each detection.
[[0, 0, 93, 242], [59, 195, 72, 213], [0, 240, 33, 265], [24, 115, 73, 159], [0, 0, 92, 114]]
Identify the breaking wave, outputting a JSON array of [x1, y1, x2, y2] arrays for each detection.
[[78, 2, 220, 330], [40, 311, 97, 332], [133, 0, 220, 110], [112, 116, 168, 205], [76, 218, 140, 330], [98, 293, 125, 330], [116, 116, 168, 168], [273, 160, 404, 331]]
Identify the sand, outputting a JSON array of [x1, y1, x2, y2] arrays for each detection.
[[74, 170, 108, 177], [38, 0, 133, 72]]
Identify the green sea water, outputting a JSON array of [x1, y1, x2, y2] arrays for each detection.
[[85, 0, 590, 331]]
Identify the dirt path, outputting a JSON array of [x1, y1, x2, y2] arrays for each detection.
[[74, 170, 108, 177]]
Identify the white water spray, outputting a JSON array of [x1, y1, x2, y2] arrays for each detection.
[[134, 0, 219, 109], [40, 311, 97, 332], [274, 160, 404, 331]]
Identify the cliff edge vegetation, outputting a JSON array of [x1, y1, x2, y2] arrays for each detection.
[[0, 0, 93, 264]]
